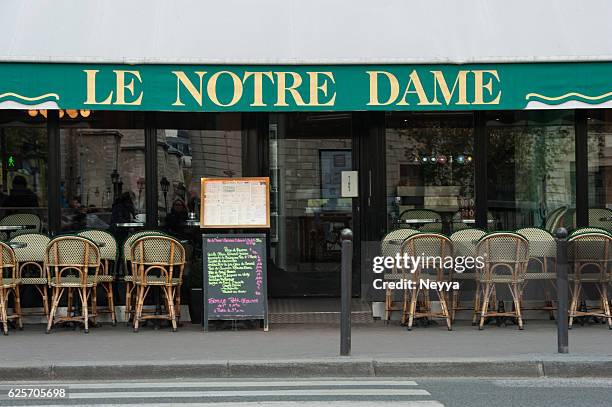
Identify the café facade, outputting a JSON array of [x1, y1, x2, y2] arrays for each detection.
[[1, 0, 612, 317]]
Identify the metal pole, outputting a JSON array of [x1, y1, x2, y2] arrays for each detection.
[[340, 228, 353, 356], [555, 227, 569, 354]]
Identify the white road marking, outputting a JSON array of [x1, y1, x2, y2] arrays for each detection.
[[2, 403, 444, 407], [68, 389, 431, 399], [61, 380, 418, 389]]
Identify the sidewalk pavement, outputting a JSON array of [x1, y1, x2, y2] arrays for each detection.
[[1, 320, 611, 381]]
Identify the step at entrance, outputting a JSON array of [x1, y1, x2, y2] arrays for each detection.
[[269, 298, 373, 324]]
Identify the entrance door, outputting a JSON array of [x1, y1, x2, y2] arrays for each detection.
[[268, 113, 353, 296]]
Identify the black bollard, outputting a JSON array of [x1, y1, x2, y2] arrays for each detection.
[[555, 227, 569, 354], [340, 228, 353, 356]]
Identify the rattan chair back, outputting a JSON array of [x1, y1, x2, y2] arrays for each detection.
[[400, 232, 452, 279], [131, 235, 186, 283], [450, 228, 486, 257], [45, 235, 101, 285], [123, 230, 166, 262], [78, 229, 117, 262], [568, 231, 611, 280], [545, 206, 567, 233], [516, 227, 556, 259], [476, 232, 529, 283], [0, 241, 17, 286], [10, 233, 50, 279], [380, 229, 419, 257]]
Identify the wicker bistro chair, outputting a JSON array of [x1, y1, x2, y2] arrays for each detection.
[[449, 228, 486, 321], [516, 228, 557, 318], [0, 213, 42, 240], [567, 231, 612, 329], [569, 227, 612, 238], [545, 206, 567, 233], [401, 233, 453, 331], [9, 233, 50, 318], [474, 232, 529, 330], [45, 236, 101, 333], [130, 235, 185, 332], [77, 230, 118, 325], [123, 230, 166, 323], [380, 228, 420, 322], [398, 209, 443, 232], [570, 208, 612, 232], [0, 242, 21, 334]]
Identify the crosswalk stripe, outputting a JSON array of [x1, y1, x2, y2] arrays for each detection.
[[61, 380, 418, 389], [1, 402, 445, 407], [68, 389, 431, 399]]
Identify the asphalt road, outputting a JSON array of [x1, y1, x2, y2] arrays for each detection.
[[0, 377, 610, 406]]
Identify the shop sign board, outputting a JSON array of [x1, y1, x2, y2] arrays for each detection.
[[1, 62, 612, 112], [201, 234, 268, 331]]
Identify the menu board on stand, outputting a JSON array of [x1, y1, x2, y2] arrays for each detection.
[[200, 177, 270, 228], [200, 177, 270, 331]]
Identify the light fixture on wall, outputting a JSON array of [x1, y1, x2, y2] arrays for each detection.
[[27, 109, 91, 119]]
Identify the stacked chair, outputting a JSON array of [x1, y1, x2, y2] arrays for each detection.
[[474, 232, 529, 330], [123, 230, 166, 323], [10, 233, 50, 319], [78, 230, 118, 326], [449, 228, 486, 321], [45, 235, 101, 333], [401, 232, 453, 331], [516, 228, 557, 319], [380, 228, 420, 322], [130, 235, 185, 332], [567, 228, 612, 329]]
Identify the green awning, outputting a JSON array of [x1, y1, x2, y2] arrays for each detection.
[[0, 62, 611, 112]]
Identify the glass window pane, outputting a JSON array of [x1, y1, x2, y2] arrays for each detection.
[[0, 113, 48, 234], [486, 111, 575, 231], [59, 112, 146, 239], [587, 109, 612, 229], [385, 112, 474, 234]]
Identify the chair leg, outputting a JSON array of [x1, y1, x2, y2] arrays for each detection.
[[0, 288, 8, 335], [91, 286, 97, 326], [511, 283, 524, 330], [166, 286, 177, 332], [81, 287, 89, 333], [125, 282, 132, 324], [472, 281, 481, 326], [41, 285, 49, 318], [133, 285, 143, 332], [438, 291, 452, 331], [13, 287, 23, 330], [602, 283, 612, 329], [67, 288, 73, 318], [46, 287, 62, 334], [479, 283, 492, 330], [569, 281, 580, 329], [407, 287, 418, 330], [106, 283, 116, 326]]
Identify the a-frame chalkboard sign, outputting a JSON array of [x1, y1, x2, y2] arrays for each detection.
[[202, 233, 268, 331]]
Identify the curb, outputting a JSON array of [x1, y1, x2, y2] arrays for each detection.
[[2, 359, 612, 381]]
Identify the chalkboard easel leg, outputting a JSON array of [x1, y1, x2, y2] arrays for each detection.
[[263, 317, 269, 332]]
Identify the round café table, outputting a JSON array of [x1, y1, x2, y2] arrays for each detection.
[[0, 225, 34, 240]]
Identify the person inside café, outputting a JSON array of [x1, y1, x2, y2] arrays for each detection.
[[164, 198, 188, 235], [3, 175, 39, 208]]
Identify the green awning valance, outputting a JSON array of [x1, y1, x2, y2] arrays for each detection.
[[0, 62, 611, 112]]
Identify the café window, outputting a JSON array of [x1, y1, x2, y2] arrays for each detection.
[[0, 110, 48, 236]]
